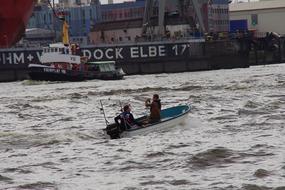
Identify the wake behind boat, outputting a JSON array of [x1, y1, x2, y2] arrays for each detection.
[[103, 104, 191, 139]]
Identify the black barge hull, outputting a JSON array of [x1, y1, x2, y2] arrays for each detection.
[[0, 39, 250, 82], [28, 67, 85, 82], [28, 65, 124, 82]]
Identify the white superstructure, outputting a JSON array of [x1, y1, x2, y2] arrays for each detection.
[[40, 43, 81, 64]]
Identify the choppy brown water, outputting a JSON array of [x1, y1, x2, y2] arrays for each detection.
[[0, 64, 285, 190]]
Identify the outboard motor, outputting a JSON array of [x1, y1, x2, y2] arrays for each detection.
[[106, 113, 130, 139], [106, 124, 121, 139]]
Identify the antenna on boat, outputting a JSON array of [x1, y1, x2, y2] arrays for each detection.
[[100, 100, 109, 127], [119, 100, 123, 112]]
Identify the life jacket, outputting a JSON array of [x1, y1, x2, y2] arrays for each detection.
[[122, 112, 135, 126]]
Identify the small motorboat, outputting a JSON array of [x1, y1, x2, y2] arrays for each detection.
[[103, 104, 191, 139]]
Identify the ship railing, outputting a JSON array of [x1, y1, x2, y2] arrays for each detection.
[[90, 36, 205, 46]]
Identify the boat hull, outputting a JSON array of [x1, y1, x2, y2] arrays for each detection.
[[28, 64, 124, 81], [120, 110, 189, 138], [28, 65, 85, 82], [104, 105, 191, 139]]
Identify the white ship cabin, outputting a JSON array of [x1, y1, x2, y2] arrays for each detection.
[[87, 61, 125, 75], [40, 43, 82, 65]]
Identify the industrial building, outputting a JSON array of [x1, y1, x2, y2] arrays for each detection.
[[58, 0, 93, 7], [100, 0, 145, 22], [27, 1, 101, 44], [89, 0, 230, 44], [26, 0, 230, 46], [230, 0, 285, 36]]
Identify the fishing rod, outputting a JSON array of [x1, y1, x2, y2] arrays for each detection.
[[100, 100, 109, 127], [119, 100, 123, 112]]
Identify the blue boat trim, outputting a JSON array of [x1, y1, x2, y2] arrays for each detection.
[[126, 104, 191, 132]]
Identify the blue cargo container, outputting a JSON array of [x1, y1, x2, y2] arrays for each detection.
[[230, 20, 248, 32]]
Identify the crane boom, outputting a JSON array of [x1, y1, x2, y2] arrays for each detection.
[[191, 0, 206, 33], [142, 0, 154, 36]]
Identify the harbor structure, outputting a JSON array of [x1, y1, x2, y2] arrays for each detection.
[[27, 0, 144, 40], [89, 0, 230, 44], [230, 0, 285, 37], [100, 0, 145, 22], [27, 0, 230, 46], [207, 0, 230, 33], [0, 0, 266, 82], [27, 1, 101, 45], [59, 0, 93, 7]]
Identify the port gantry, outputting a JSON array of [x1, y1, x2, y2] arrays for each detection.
[[142, 0, 209, 38]]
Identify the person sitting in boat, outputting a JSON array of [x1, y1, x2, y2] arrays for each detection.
[[145, 94, 161, 123], [114, 105, 139, 130]]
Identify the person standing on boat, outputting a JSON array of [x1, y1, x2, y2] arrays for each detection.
[[145, 94, 161, 123], [114, 105, 139, 130]]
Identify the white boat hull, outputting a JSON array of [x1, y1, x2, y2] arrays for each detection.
[[103, 104, 190, 139], [120, 112, 189, 138]]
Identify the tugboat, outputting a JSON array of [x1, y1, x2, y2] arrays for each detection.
[[28, 21, 125, 81]]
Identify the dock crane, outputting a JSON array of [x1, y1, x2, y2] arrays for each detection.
[[142, 0, 209, 38]]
